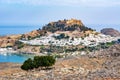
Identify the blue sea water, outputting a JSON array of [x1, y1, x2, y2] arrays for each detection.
[[0, 25, 41, 36], [0, 53, 34, 63]]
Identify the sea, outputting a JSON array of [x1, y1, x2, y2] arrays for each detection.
[[0, 25, 41, 36], [0, 24, 119, 63]]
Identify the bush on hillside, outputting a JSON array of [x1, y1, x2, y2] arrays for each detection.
[[21, 58, 34, 71], [21, 56, 56, 71]]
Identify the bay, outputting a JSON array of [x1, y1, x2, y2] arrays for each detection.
[[0, 53, 34, 63]]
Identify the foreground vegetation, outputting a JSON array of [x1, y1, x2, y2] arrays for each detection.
[[21, 56, 56, 71]]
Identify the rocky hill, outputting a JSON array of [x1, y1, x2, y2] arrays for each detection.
[[0, 19, 95, 48], [101, 28, 120, 37], [42, 19, 93, 32], [20, 19, 94, 40]]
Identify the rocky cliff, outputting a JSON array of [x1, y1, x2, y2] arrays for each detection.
[[101, 28, 120, 37]]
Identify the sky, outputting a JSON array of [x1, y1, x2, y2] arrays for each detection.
[[0, 0, 120, 26]]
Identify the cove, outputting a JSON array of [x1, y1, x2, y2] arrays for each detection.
[[0, 53, 34, 63]]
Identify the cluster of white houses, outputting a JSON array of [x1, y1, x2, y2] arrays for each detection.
[[20, 33, 120, 47], [0, 47, 16, 55]]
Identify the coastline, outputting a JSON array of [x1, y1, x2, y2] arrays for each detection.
[[0, 48, 17, 53], [0, 47, 41, 55]]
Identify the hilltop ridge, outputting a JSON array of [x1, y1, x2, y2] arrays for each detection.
[[42, 19, 93, 32]]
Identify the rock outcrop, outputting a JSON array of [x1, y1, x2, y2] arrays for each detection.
[[101, 28, 120, 37], [42, 19, 93, 32]]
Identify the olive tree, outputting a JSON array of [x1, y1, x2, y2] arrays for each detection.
[[21, 56, 56, 71]]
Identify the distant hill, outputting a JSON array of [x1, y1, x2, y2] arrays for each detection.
[[42, 19, 93, 32], [101, 28, 120, 37]]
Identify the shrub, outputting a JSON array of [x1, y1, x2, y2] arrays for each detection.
[[21, 56, 56, 71], [33, 56, 55, 68], [21, 58, 34, 71], [33, 56, 42, 68]]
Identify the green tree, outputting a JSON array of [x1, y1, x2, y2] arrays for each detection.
[[33, 56, 42, 68], [21, 56, 56, 71], [21, 58, 34, 71], [34, 56, 56, 68]]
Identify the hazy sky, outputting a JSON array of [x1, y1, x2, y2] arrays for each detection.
[[0, 0, 120, 25]]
